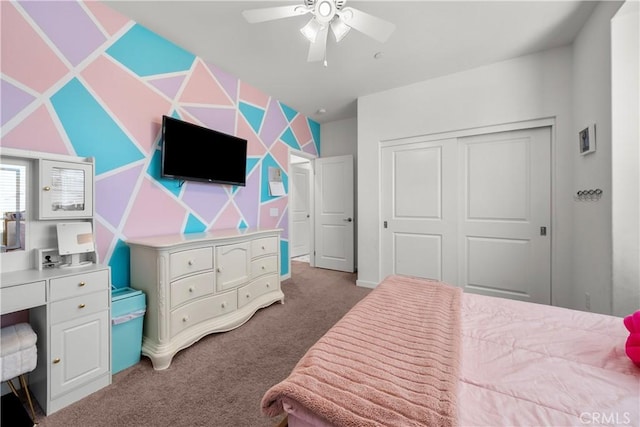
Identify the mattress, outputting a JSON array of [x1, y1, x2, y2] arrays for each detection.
[[277, 288, 640, 426]]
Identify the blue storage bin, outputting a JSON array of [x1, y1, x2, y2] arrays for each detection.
[[111, 287, 146, 374]]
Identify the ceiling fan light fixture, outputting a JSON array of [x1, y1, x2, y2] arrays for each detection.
[[300, 18, 322, 43], [314, 0, 336, 24], [330, 17, 351, 42]]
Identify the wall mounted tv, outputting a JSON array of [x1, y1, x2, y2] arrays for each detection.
[[161, 115, 248, 186]]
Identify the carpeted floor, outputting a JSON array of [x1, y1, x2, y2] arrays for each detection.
[[28, 261, 370, 427]]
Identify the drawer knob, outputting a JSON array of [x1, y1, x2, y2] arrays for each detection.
[[188, 260, 194, 266], [78, 281, 86, 287], [182, 316, 189, 322], [216, 267, 222, 273], [266, 283, 270, 288], [261, 245, 265, 250], [53, 358, 61, 364], [261, 265, 265, 270], [189, 287, 194, 293], [43, 186, 51, 191], [78, 303, 86, 309], [246, 293, 251, 299], [221, 302, 226, 309]]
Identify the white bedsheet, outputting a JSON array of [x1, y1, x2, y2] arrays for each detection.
[[284, 293, 640, 427]]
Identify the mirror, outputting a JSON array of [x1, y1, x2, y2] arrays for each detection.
[[49, 166, 86, 212], [1, 161, 27, 252]]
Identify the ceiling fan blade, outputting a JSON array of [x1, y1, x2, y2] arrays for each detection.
[[339, 7, 396, 43], [242, 5, 310, 24], [307, 26, 329, 62]]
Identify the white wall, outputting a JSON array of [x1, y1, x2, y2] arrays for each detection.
[[357, 46, 577, 308], [321, 118, 357, 159], [571, 1, 624, 314], [612, 0, 640, 316]]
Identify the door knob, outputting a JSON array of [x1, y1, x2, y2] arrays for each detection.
[[344, 217, 353, 222]]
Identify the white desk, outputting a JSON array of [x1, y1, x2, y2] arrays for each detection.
[[1, 264, 112, 415]]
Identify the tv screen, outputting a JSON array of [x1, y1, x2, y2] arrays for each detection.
[[161, 115, 248, 186]]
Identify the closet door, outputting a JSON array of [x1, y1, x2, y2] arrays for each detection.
[[381, 139, 458, 284], [381, 127, 551, 305], [458, 127, 551, 304]]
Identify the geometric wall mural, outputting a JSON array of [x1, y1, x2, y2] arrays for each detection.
[[0, 1, 320, 286]]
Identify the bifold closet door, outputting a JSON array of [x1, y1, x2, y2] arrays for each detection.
[[458, 127, 551, 304]]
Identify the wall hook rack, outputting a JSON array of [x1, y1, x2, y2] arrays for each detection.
[[574, 189, 603, 201]]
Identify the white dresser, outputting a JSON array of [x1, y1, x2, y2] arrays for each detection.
[[0, 265, 111, 415], [128, 228, 283, 370]]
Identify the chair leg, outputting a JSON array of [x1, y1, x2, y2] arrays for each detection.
[[18, 374, 37, 424]]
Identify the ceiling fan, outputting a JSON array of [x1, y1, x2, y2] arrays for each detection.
[[242, 0, 395, 66]]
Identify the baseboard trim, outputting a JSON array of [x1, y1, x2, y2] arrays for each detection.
[[356, 279, 378, 289]]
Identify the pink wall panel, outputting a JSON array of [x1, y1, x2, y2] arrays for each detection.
[[239, 81, 270, 109], [123, 177, 188, 238], [180, 60, 234, 106], [1, 104, 69, 154], [1, 2, 69, 94], [84, 1, 131, 36], [82, 55, 172, 153]]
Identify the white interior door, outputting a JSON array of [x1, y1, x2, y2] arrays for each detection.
[[380, 127, 551, 305], [291, 163, 311, 258], [381, 139, 458, 283], [459, 127, 551, 303], [314, 155, 354, 272]]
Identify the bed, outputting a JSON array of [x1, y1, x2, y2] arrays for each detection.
[[261, 275, 640, 427]]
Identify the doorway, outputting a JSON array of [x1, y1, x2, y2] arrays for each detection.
[[290, 153, 313, 264], [288, 152, 355, 274]]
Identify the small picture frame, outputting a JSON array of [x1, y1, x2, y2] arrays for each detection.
[[578, 124, 596, 155]]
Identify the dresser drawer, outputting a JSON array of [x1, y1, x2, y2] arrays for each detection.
[[49, 270, 109, 301], [1, 281, 46, 315], [50, 289, 109, 324], [170, 272, 215, 309], [250, 255, 278, 279], [251, 236, 278, 258], [170, 247, 213, 280], [170, 291, 237, 338], [238, 275, 279, 308]]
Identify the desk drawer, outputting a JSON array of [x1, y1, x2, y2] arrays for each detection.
[[170, 248, 213, 280], [49, 270, 109, 301], [50, 290, 109, 324], [0, 281, 46, 315]]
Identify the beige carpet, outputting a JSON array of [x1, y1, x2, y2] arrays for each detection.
[[30, 261, 370, 427]]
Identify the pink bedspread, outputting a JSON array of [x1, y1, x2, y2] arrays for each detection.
[[262, 275, 462, 426], [278, 288, 640, 426], [458, 293, 639, 426]]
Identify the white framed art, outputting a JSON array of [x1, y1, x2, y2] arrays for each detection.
[[578, 124, 596, 155]]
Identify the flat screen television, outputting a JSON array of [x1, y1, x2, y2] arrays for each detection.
[[161, 115, 248, 186]]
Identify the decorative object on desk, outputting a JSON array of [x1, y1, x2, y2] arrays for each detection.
[[35, 247, 61, 270], [574, 188, 603, 202], [578, 124, 596, 155], [56, 222, 94, 269]]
